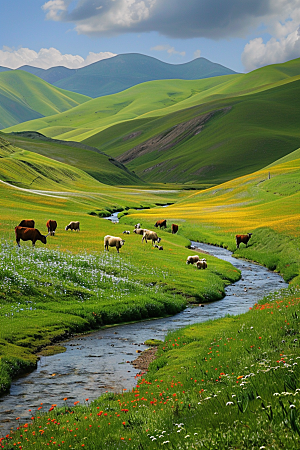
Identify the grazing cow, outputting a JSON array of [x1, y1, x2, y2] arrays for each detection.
[[15, 226, 48, 247], [104, 235, 125, 253], [133, 228, 145, 235], [134, 223, 141, 229], [46, 220, 57, 236], [142, 230, 161, 246], [186, 255, 200, 265], [171, 224, 178, 234], [18, 219, 35, 228], [236, 233, 252, 249], [196, 259, 207, 269], [122, 230, 130, 234], [65, 221, 80, 231], [154, 219, 167, 229]]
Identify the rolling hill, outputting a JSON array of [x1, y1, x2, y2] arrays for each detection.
[[17, 53, 238, 98], [0, 70, 90, 129], [4, 57, 300, 187], [1, 131, 142, 186]]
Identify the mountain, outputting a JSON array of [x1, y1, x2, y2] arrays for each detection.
[[0, 70, 91, 129], [18, 53, 238, 98], [0, 66, 11, 73]]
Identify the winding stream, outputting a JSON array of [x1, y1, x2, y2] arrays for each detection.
[[0, 242, 288, 437]]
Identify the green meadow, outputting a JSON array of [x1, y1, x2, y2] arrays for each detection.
[[0, 58, 300, 448]]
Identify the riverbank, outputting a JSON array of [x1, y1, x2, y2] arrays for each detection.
[[0, 241, 287, 437], [0, 228, 240, 398], [2, 285, 299, 449]]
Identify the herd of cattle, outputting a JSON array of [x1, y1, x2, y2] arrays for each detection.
[[14, 218, 253, 270]]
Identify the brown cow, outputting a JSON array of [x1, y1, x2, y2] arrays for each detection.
[[171, 224, 178, 234], [154, 219, 167, 229], [18, 219, 35, 228], [15, 226, 49, 247], [236, 233, 252, 249], [46, 220, 57, 236]]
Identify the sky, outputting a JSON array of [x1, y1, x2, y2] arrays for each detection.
[[1, 0, 300, 73]]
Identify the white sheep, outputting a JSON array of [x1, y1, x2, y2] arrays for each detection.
[[133, 228, 145, 235], [186, 255, 200, 265], [104, 235, 125, 253], [142, 229, 161, 246], [196, 259, 207, 269]]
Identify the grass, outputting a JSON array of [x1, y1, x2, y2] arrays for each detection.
[[122, 148, 300, 285], [1, 286, 299, 449]]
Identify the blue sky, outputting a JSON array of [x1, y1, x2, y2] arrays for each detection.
[[1, 0, 300, 73]]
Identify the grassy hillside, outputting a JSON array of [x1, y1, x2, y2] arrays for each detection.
[[3, 131, 143, 186], [123, 147, 300, 284], [0, 70, 90, 129], [4, 58, 300, 187]]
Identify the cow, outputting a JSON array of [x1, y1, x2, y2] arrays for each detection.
[[134, 223, 141, 229], [18, 219, 35, 228], [154, 219, 167, 229], [236, 233, 252, 249], [142, 230, 161, 246], [65, 221, 80, 231], [15, 226, 49, 247], [171, 224, 178, 234], [104, 235, 125, 253], [46, 220, 57, 236]]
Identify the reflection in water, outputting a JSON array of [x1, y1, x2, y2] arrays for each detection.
[[0, 242, 288, 436]]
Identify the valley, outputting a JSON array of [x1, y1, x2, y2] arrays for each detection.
[[0, 56, 299, 449]]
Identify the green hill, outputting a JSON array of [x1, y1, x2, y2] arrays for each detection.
[[19, 53, 238, 98], [4, 57, 300, 186], [0, 70, 91, 129], [2, 131, 142, 186]]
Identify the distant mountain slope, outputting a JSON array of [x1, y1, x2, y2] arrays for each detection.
[[18, 53, 238, 98], [0, 71, 91, 129]]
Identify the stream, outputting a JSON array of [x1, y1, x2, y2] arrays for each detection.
[[0, 241, 288, 437]]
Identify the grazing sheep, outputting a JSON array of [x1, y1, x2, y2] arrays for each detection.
[[196, 259, 207, 269], [142, 229, 161, 246], [235, 233, 252, 249], [104, 235, 125, 253], [65, 221, 80, 231], [122, 230, 130, 234], [133, 228, 145, 235], [134, 223, 141, 229], [186, 255, 200, 265]]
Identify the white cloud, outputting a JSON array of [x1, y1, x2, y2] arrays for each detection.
[[151, 44, 185, 57], [242, 29, 300, 72], [42, 0, 68, 21], [194, 49, 201, 59], [0, 47, 116, 70]]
